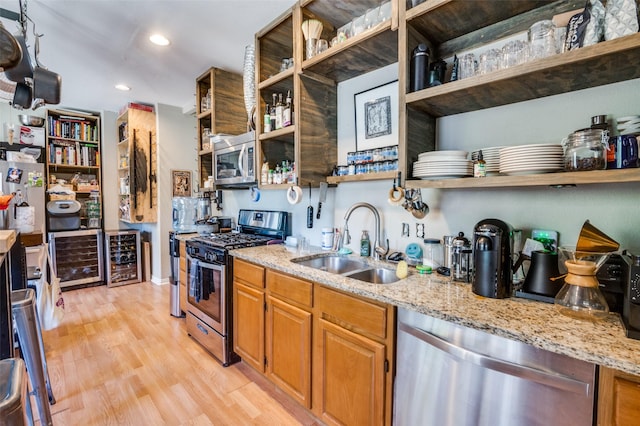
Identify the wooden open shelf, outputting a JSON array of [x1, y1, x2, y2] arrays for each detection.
[[405, 168, 640, 189]]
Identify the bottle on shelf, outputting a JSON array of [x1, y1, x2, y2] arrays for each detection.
[[474, 150, 486, 177], [261, 162, 269, 184], [270, 94, 277, 131], [275, 93, 284, 130], [283, 91, 292, 127], [264, 104, 271, 133]]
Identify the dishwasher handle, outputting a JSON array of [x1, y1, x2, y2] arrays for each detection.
[[399, 322, 592, 396]]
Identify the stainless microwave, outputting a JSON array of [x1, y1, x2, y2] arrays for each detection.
[[213, 131, 256, 187]]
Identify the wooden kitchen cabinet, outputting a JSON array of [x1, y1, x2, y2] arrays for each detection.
[[233, 258, 265, 372], [233, 259, 395, 424], [598, 366, 640, 426], [398, 1, 640, 189], [116, 106, 157, 223], [265, 269, 313, 408], [313, 284, 395, 426], [195, 67, 247, 189]]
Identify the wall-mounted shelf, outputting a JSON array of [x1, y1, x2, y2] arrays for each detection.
[[405, 169, 640, 189]]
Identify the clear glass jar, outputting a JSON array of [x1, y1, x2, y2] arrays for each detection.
[[563, 128, 608, 171]]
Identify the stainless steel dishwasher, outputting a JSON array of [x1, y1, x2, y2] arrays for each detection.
[[394, 308, 597, 426]]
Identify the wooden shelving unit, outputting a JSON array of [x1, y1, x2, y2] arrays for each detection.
[[399, 0, 640, 188], [116, 107, 157, 224], [196, 67, 247, 189], [45, 108, 102, 230]]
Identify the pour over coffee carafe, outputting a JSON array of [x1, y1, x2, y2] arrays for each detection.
[[554, 221, 619, 320]]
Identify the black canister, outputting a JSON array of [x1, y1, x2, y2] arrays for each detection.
[[410, 44, 430, 92]]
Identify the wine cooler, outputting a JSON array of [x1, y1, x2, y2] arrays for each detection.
[[105, 230, 141, 287], [48, 229, 104, 288]]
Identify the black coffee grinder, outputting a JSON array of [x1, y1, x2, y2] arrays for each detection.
[[472, 219, 513, 299]]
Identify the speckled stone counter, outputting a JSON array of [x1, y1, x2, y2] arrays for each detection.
[[230, 244, 640, 376], [174, 233, 198, 241]]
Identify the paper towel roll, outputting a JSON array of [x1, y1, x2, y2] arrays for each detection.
[[287, 185, 302, 204]]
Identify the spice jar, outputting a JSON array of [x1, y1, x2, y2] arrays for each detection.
[[563, 128, 608, 171]]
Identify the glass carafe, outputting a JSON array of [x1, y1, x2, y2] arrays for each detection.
[[554, 246, 611, 320]]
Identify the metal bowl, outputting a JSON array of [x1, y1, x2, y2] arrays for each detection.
[[18, 114, 45, 127]]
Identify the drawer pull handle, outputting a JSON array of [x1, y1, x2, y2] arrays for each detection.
[[196, 323, 208, 335]]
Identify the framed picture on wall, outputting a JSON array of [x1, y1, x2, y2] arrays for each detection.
[[354, 80, 398, 151], [172, 170, 191, 197]]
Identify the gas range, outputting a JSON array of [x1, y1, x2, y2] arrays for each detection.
[[192, 232, 275, 250]]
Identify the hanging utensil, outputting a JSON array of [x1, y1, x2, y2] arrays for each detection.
[[316, 182, 327, 219], [0, 23, 21, 71], [306, 183, 313, 228]]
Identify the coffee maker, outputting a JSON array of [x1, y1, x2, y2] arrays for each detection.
[[472, 219, 513, 299]]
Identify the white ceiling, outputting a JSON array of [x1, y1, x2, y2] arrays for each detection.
[[1, 0, 296, 113]]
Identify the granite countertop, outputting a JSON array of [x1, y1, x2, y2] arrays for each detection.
[[230, 244, 640, 376]]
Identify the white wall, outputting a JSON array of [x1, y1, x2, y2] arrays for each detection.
[[103, 103, 196, 284]]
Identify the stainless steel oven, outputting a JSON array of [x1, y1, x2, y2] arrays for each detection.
[[185, 209, 290, 367], [186, 244, 236, 365]]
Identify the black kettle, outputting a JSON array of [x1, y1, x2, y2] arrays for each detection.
[[522, 250, 564, 297]]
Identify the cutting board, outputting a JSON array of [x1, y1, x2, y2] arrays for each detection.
[[0, 230, 17, 253]]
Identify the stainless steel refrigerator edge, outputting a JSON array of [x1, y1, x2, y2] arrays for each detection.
[[394, 308, 597, 426], [0, 160, 45, 233]]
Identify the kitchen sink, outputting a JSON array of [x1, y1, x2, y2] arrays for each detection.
[[345, 268, 400, 284], [291, 255, 367, 274]]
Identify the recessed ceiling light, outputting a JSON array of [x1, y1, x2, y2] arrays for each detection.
[[115, 84, 131, 91], [149, 34, 170, 46]]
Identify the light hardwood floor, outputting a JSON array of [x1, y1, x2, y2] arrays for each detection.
[[37, 282, 318, 425]]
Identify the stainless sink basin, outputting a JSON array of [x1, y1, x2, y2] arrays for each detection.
[[345, 268, 400, 284], [291, 255, 367, 274]]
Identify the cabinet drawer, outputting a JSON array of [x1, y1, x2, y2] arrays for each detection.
[[315, 285, 388, 341], [234, 258, 265, 288], [266, 269, 312, 309]]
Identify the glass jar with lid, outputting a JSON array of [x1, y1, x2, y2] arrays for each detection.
[[563, 128, 608, 171]]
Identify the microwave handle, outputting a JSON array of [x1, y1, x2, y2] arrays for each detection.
[[238, 145, 246, 177]]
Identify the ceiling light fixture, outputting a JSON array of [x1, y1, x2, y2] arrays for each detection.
[[149, 34, 170, 46], [115, 84, 131, 91]]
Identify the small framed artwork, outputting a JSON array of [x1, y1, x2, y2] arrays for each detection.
[[6, 167, 23, 184], [172, 170, 192, 197], [354, 80, 398, 151]]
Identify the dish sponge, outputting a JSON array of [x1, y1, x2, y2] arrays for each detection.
[[396, 260, 408, 279]]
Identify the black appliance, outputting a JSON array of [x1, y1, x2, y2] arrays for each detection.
[[619, 251, 640, 340], [185, 209, 290, 366], [597, 253, 628, 314], [169, 231, 183, 318], [521, 250, 563, 299], [472, 219, 513, 299]]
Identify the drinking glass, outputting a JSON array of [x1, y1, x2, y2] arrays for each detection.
[[500, 40, 529, 69], [351, 15, 366, 36], [529, 20, 557, 60], [365, 7, 380, 29], [458, 53, 477, 79], [378, 1, 392, 22], [478, 49, 500, 75], [305, 38, 318, 60], [317, 39, 329, 54]]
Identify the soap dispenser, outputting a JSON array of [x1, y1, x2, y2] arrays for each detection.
[[360, 230, 371, 257]]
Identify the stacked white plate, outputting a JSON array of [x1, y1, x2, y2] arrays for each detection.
[[414, 150, 472, 179], [471, 146, 505, 175], [617, 115, 640, 135], [499, 144, 564, 175]]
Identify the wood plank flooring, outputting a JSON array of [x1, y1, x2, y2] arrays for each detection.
[[37, 282, 319, 425]]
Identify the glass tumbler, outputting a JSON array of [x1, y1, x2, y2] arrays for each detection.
[[478, 49, 500, 75], [500, 40, 529, 69], [305, 38, 318, 60], [458, 53, 477, 79], [529, 20, 557, 60]]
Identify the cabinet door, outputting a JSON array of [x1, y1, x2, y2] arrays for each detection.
[[266, 296, 312, 408], [233, 282, 265, 372], [315, 318, 386, 426], [598, 366, 640, 426]]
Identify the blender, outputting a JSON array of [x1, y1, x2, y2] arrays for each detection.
[[554, 221, 619, 320]]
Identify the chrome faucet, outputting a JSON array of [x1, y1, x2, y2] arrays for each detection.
[[342, 202, 389, 260]]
